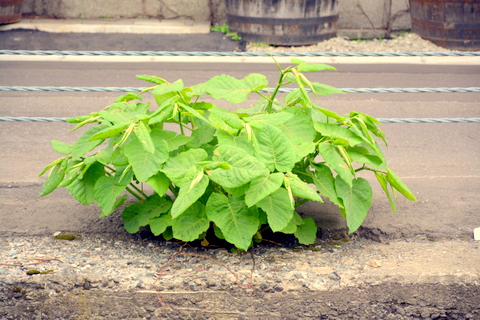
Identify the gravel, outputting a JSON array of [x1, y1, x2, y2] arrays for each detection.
[[0, 231, 478, 319], [246, 33, 454, 53]]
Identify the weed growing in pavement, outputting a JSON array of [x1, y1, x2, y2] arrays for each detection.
[[210, 24, 242, 41], [39, 59, 416, 251]]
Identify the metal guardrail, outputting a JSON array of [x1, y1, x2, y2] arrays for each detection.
[[1, 50, 478, 124]]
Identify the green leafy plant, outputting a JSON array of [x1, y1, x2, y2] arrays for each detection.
[[210, 24, 242, 41], [39, 59, 416, 251]]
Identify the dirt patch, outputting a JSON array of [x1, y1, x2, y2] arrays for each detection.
[[0, 233, 479, 319], [1, 282, 479, 319]]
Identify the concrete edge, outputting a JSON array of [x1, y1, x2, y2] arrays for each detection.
[[0, 55, 479, 65], [0, 18, 211, 34]]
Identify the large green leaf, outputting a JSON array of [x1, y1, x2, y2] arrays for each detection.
[[94, 176, 127, 217], [314, 123, 363, 147], [71, 124, 109, 159], [185, 125, 216, 148], [310, 163, 341, 206], [123, 136, 168, 182], [349, 117, 385, 160], [162, 148, 208, 186], [245, 112, 294, 129], [318, 142, 354, 188], [66, 162, 104, 205], [39, 158, 68, 197], [335, 177, 373, 233], [209, 107, 244, 129], [136, 74, 168, 85], [278, 107, 317, 161], [122, 194, 172, 234], [216, 131, 254, 155], [245, 172, 284, 207], [51, 140, 73, 155], [208, 145, 268, 188], [146, 171, 170, 196], [312, 105, 346, 123], [170, 169, 209, 218], [294, 218, 317, 244], [134, 121, 156, 154], [148, 98, 175, 125], [350, 111, 386, 144], [206, 193, 259, 251], [286, 173, 323, 203], [98, 102, 149, 125], [347, 147, 385, 169], [89, 122, 129, 141], [297, 63, 336, 72], [291, 59, 336, 72], [58, 160, 82, 187], [386, 168, 417, 201], [152, 80, 184, 97], [279, 107, 316, 143], [256, 188, 294, 232], [375, 172, 396, 213], [151, 128, 193, 152], [311, 82, 344, 96], [172, 203, 210, 241], [149, 212, 173, 236], [256, 124, 296, 172], [203, 73, 268, 103]]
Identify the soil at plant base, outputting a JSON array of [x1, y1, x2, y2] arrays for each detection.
[[0, 231, 478, 319]]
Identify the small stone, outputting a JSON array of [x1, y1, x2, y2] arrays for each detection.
[[136, 280, 144, 288], [55, 232, 77, 241], [206, 280, 216, 287], [419, 301, 427, 307], [189, 283, 198, 291], [7, 249, 16, 257], [260, 282, 269, 290], [328, 272, 341, 281], [273, 285, 283, 292], [366, 259, 381, 268], [421, 312, 430, 318], [0, 269, 8, 275]]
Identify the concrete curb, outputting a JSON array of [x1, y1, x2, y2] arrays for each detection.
[[0, 18, 210, 34], [1, 54, 479, 65]]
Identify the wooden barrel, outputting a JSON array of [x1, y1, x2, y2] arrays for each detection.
[[225, 0, 339, 46], [409, 0, 480, 51], [0, 0, 23, 25]]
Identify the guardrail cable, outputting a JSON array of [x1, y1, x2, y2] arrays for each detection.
[[1, 117, 479, 124], [1, 86, 480, 94], [1, 50, 480, 57]]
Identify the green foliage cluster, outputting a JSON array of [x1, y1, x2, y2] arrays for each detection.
[[39, 59, 416, 251], [210, 24, 242, 41]]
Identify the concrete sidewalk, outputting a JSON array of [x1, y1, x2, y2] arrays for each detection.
[[0, 18, 210, 34]]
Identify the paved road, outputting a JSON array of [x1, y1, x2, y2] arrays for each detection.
[[1, 60, 479, 238]]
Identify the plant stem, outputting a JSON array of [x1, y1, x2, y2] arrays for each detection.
[[125, 186, 145, 202], [129, 182, 148, 200], [295, 199, 310, 208], [268, 72, 286, 114], [179, 115, 185, 136]]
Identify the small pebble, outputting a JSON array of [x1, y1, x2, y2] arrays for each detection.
[[328, 272, 341, 281]]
